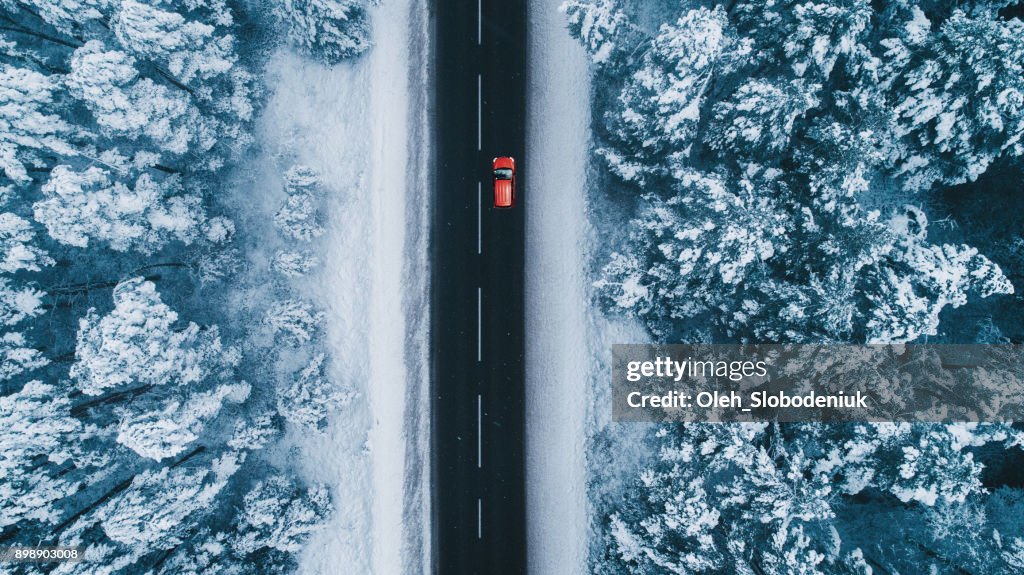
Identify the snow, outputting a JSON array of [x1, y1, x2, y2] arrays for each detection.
[[528, 5, 656, 572], [243, 0, 430, 572], [525, 2, 592, 572]]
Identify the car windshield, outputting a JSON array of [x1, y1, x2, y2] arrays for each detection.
[[494, 168, 513, 180]]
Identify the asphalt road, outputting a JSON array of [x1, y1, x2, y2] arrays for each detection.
[[431, 0, 527, 573]]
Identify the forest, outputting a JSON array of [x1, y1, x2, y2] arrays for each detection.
[[562, 0, 1024, 573], [0, 0, 375, 573]]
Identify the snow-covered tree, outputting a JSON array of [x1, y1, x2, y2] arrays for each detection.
[[116, 381, 250, 460], [35, 165, 204, 253], [880, 9, 1024, 191], [274, 0, 373, 64], [0, 276, 44, 326], [560, 0, 635, 66], [283, 164, 320, 193], [608, 474, 722, 573], [66, 41, 213, 157], [568, 2, 1024, 572], [596, 170, 787, 337], [862, 207, 1013, 342], [784, 0, 873, 80], [0, 64, 78, 185], [731, 0, 873, 80], [0, 381, 82, 528], [96, 452, 239, 550], [71, 277, 237, 395], [0, 276, 48, 382], [111, 0, 236, 85], [155, 530, 246, 575], [603, 7, 744, 181], [264, 299, 324, 346], [0, 0, 326, 568], [0, 212, 54, 273], [228, 411, 280, 451], [277, 353, 351, 429], [232, 475, 331, 554], [869, 423, 1011, 507], [0, 332, 48, 382], [204, 215, 235, 244], [8, 0, 109, 35], [706, 78, 820, 159], [192, 245, 243, 285]]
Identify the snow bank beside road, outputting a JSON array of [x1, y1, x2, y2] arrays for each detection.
[[249, 1, 431, 573], [525, 2, 593, 573]]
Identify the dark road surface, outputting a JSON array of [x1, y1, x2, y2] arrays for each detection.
[[431, 0, 527, 574]]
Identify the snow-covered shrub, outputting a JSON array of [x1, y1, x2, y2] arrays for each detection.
[[274, 191, 324, 242], [271, 249, 321, 277]]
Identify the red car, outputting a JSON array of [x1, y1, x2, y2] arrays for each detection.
[[492, 156, 516, 208]]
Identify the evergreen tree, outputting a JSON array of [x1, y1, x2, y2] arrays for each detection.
[[274, 0, 373, 64], [70, 277, 237, 396], [0, 212, 54, 273], [560, 0, 635, 66], [232, 475, 331, 555], [880, 10, 1024, 191], [277, 353, 351, 429], [603, 7, 744, 182], [0, 381, 82, 528], [96, 452, 239, 550], [116, 381, 250, 460], [34, 166, 204, 253], [264, 299, 324, 346], [271, 249, 320, 278]]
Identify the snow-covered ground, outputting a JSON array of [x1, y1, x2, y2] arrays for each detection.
[[241, 1, 431, 573], [526, 3, 652, 573], [524, 2, 592, 573]]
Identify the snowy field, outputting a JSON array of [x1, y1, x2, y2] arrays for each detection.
[[236, 1, 432, 573]]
